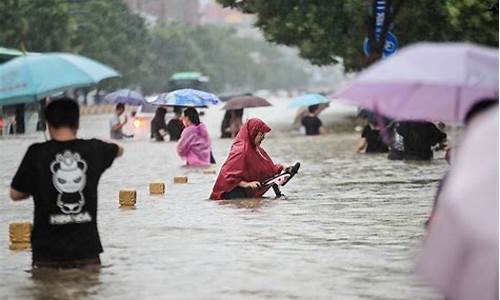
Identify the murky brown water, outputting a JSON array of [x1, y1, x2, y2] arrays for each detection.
[[0, 98, 446, 299]]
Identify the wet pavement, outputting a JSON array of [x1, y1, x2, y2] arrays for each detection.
[[0, 98, 445, 299]]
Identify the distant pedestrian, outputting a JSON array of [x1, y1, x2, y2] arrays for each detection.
[[110, 103, 132, 139], [356, 121, 388, 153], [176, 107, 213, 166], [301, 104, 326, 136], [10, 98, 124, 268], [229, 109, 244, 138], [220, 110, 232, 138], [166, 106, 184, 141], [388, 121, 446, 160], [150, 107, 168, 142]]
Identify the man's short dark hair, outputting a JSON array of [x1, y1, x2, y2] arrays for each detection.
[[184, 107, 200, 125], [45, 97, 80, 130], [116, 103, 125, 111], [308, 104, 319, 113]]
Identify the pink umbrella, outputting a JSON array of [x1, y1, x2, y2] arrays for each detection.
[[334, 42, 498, 122], [416, 108, 499, 299]]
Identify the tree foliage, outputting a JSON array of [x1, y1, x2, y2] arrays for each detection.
[[0, 0, 74, 52], [217, 0, 499, 71], [0, 0, 311, 95]]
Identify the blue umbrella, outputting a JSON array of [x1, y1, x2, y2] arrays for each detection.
[[150, 88, 220, 107], [288, 93, 330, 108], [104, 89, 145, 106], [0, 53, 120, 105]]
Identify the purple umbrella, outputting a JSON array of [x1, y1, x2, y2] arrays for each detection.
[[334, 42, 498, 122], [222, 96, 272, 110], [104, 89, 145, 106], [416, 108, 498, 300]]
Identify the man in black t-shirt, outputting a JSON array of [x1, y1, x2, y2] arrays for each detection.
[[10, 98, 123, 268], [301, 104, 326, 136]]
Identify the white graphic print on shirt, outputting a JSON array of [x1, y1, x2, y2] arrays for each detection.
[[49, 151, 91, 224]]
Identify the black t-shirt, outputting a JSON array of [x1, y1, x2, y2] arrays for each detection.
[[11, 139, 118, 262], [397, 122, 447, 160], [361, 125, 388, 153], [167, 118, 184, 141], [301, 115, 322, 135]]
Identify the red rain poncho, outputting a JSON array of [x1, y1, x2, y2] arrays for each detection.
[[210, 118, 283, 200]]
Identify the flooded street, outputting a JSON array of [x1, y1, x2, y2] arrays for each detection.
[[0, 98, 445, 299]]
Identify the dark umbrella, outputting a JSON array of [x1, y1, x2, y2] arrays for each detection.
[[218, 92, 253, 102], [222, 96, 272, 110]]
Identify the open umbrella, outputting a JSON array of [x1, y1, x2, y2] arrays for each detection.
[[417, 108, 498, 300], [288, 93, 330, 108], [218, 92, 253, 102], [104, 89, 145, 106], [222, 96, 271, 110], [334, 42, 498, 122], [0, 53, 120, 105], [150, 88, 220, 107]]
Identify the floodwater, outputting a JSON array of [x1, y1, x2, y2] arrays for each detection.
[[0, 98, 446, 299]]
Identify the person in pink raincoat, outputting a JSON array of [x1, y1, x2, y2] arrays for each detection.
[[176, 107, 213, 166]]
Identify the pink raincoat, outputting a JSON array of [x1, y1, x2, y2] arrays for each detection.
[[176, 123, 212, 166]]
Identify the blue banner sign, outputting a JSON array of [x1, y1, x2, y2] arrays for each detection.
[[374, 0, 386, 41]]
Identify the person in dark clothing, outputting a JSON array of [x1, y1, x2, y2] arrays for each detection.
[[10, 98, 123, 268], [387, 122, 405, 160], [395, 121, 447, 160], [301, 104, 326, 136], [166, 106, 184, 141], [151, 107, 168, 141], [229, 109, 244, 138], [220, 110, 232, 138], [356, 122, 389, 153]]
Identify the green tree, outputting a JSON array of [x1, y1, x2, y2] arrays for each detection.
[[69, 0, 153, 91], [217, 0, 498, 71], [147, 24, 310, 93], [0, 0, 74, 52]]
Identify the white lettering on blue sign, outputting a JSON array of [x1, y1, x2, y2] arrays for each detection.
[[374, 0, 386, 41]]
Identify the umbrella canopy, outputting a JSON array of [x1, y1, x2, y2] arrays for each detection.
[[288, 93, 330, 108], [104, 89, 145, 106], [334, 42, 499, 122], [0, 53, 120, 106], [150, 88, 220, 107], [218, 92, 253, 102], [222, 96, 271, 110], [417, 108, 498, 300]]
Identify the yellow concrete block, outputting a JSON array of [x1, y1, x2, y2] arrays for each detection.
[[119, 189, 137, 207], [9, 243, 31, 250], [9, 222, 32, 250], [149, 182, 165, 195], [203, 169, 216, 175], [173, 176, 188, 184]]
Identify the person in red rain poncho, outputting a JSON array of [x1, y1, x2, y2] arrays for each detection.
[[210, 118, 284, 200]]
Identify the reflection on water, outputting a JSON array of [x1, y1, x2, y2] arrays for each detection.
[[0, 101, 445, 299], [218, 199, 269, 209], [26, 267, 101, 300]]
